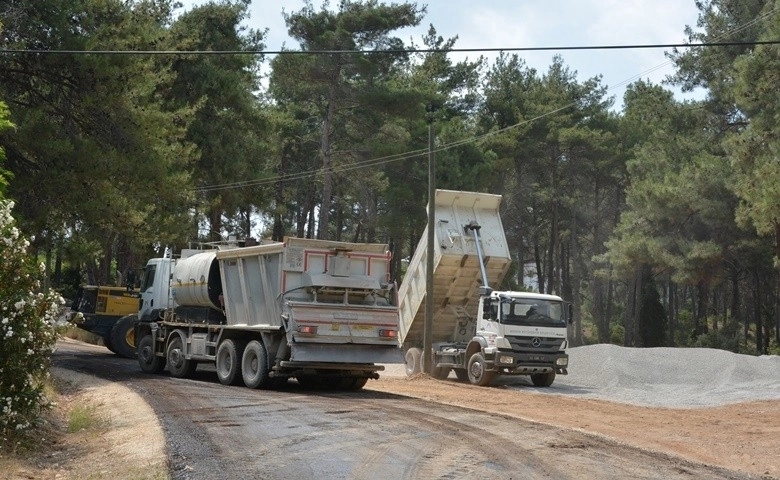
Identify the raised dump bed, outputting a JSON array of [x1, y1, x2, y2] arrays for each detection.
[[397, 189, 512, 348]]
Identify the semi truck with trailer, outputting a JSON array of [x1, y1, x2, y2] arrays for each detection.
[[134, 237, 402, 390], [398, 189, 571, 387]]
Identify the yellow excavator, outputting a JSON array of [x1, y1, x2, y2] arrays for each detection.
[[69, 285, 140, 358]]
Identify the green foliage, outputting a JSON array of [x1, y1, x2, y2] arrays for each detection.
[[691, 328, 755, 355], [167, 1, 268, 242], [673, 309, 696, 347], [0, 101, 12, 196], [272, 0, 426, 240], [0, 0, 197, 282], [727, 4, 780, 264], [0, 201, 62, 440], [609, 323, 625, 345]]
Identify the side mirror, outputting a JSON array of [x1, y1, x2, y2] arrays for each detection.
[[567, 302, 574, 325]]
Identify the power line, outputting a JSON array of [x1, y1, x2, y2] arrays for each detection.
[[2, 40, 780, 56]]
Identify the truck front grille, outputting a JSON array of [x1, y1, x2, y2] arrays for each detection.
[[506, 336, 564, 353]]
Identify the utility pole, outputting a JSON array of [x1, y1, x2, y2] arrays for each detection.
[[423, 103, 435, 374]]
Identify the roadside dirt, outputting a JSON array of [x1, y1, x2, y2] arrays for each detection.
[[367, 374, 780, 479]]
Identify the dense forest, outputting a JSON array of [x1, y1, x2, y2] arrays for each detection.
[[0, 0, 778, 354]]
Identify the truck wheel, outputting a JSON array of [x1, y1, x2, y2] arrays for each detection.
[[137, 334, 165, 374], [531, 371, 556, 387], [454, 369, 469, 382], [404, 347, 422, 376], [167, 335, 197, 378], [467, 352, 495, 386], [242, 340, 272, 389], [339, 376, 368, 391], [216, 339, 246, 386], [102, 334, 117, 354], [110, 315, 137, 359]]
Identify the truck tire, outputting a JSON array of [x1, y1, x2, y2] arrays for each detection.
[[167, 335, 197, 378], [454, 369, 469, 382], [216, 339, 246, 386], [110, 315, 137, 359], [242, 340, 272, 389], [137, 334, 165, 374], [339, 376, 368, 391], [531, 371, 556, 387], [102, 334, 117, 354], [467, 352, 495, 386], [404, 347, 422, 376]]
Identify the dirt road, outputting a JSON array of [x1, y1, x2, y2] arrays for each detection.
[[5, 339, 777, 479]]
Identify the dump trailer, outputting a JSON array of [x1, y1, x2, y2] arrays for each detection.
[[398, 189, 571, 387], [135, 237, 402, 390], [68, 285, 140, 359]]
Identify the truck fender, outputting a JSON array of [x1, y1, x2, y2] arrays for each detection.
[[167, 329, 188, 350], [135, 321, 154, 342], [466, 337, 489, 359]]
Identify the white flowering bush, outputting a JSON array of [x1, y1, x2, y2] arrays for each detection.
[[0, 200, 63, 440]]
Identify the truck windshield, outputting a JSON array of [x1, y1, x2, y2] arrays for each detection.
[[499, 299, 566, 327]]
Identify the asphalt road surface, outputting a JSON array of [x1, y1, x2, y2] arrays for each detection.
[[52, 341, 752, 480]]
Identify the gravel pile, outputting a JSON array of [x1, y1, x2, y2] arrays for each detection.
[[385, 345, 780, 408], [538, 344, 780, 408]]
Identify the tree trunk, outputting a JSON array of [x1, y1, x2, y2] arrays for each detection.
[[209, 203, 223, 243], [695, 282, 709, 336], [754, 271, 764, 353], [546, 198, 558, 295], [625, 265, 643, 347], [535, 243, 545, 293]]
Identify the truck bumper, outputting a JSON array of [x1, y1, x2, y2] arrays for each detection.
[[290, 343, 404, 364], [493, 351, 569, 375]]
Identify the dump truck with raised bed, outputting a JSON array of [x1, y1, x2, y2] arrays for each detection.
[[134, 237, 402, 390], [398, 189, 571, 387], [68, 285, 140, 358]]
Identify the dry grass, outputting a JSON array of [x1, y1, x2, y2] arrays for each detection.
[[0, 368, 169, 480]]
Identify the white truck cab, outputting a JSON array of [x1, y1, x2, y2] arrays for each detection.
[[474, 291, 570, 386]]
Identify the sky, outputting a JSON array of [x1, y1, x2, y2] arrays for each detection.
[[178, 0, 705, 109]]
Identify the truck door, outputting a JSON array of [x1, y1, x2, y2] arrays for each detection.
[[138, 258, 174, 322]]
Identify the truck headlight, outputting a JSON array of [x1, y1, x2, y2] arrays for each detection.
[[499, 355, 514, 364], [556, 357, 568, 367]]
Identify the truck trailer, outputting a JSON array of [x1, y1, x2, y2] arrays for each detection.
[[134, 237, 402, 390], [398, 189, 571, 387]]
